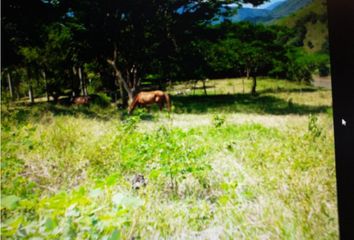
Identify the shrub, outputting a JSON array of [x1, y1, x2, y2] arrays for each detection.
[[212, 114, 226, 128], [308, 114, 322, 137], [90, 93, 111, 108]]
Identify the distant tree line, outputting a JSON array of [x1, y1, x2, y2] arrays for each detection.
[[2, 0, 328, 105]]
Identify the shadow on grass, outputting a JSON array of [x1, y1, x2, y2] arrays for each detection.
[[171, 93, 330, 115], [2, 91, 331, 125], [2, 98, 159, 125], [191, 85, 216, 90], [256, 86, 318, 94], [2, 99, 121, 125]]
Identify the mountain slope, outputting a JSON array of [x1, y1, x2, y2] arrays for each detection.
[[270, 0, 313, 19], [275, 0, 328, 53], [223, 0, 314, 23], [264, 1, 286, 11], [229, 8, 271, 22]]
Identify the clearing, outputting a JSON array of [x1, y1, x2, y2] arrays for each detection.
[[1, 78, 338, 239]]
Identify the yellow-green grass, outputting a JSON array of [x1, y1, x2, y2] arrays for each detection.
[[1, 78, 338, 239]]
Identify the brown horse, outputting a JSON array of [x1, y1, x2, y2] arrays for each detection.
[[128, 90, 171, 114], [72, 96, 91, 105]]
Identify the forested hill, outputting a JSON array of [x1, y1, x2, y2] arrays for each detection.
[[2, 0, 330, 104], [270, 0, 313, 19], [227, 8, 270, 22], [275, 0, 329, 54], [265, 1, 286, 11], [223, 0, 313, 23]]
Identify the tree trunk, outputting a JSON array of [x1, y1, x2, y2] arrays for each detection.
[[7, 73, 13, 99], [42, 70, 49, 102], [78, 66, 88, 96], [202, 79, 207, 95], [242, 78, 245, 94], [251, 75, 257, 95], [78, 67, 84, 96], [107, 47, 135, 106], [126, 84, 134, 104], [83, 73, 88, 96], [28, 84, 34, 103], [27, 68, 35, 103], [113, 66, 133, 106], [193, 80, 198, 95], [132, 65, 138, 91], [246, 68, 250, 79], [118, 79, 125, 104], [72, 66, 77, 97]]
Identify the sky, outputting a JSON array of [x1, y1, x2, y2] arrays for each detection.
[[242, 0, 285, 9]]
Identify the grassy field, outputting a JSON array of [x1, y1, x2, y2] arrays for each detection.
[[1, 78, 338, 239]]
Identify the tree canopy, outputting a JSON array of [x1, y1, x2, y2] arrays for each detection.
[[2, 0, 326, 102]]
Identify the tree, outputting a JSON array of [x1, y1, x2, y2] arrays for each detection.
[[68, 0, 267, 105], [3, 0, 270, 104], [2, 0, 78, 101], [285, 49, 329, 83], [211, 22, 284, 95]]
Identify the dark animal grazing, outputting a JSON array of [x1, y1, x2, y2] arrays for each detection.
[[72, 96, 91, 105], [131, 174, 147, 190], [128, 90, 171, 114]]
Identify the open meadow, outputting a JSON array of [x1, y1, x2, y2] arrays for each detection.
[[1, 78, 338, 239]]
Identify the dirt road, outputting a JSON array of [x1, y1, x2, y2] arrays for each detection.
[[312, 75, 332, 89]]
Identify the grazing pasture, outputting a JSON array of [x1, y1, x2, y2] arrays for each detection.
[[1, 78, 338, 239]]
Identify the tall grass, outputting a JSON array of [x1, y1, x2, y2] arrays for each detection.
[[1, 111, 337, 239], [1, 78, 337, 239]]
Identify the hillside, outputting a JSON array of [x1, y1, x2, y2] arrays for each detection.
[[265, 1, 286, 11], [270, 0, 313, 19], [228, 7, 271, 22], [275, 0, 329, 53], [222, 0, 314, 23]]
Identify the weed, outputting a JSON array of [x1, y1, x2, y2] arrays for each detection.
[[212, 114, 226, 128], [90, 93, 111, 108], [308, 114, 322, 137]]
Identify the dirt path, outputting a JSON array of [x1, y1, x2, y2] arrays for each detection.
[[312, 75, 332, 89]]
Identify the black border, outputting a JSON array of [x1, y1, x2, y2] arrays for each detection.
[[327, 0, 354, 239], [1, 0, 354, 239]]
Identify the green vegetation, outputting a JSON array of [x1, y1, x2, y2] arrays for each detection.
[[2, 1, 336, 238], [276, 0, 328, 54], [171, 78, 331, 114], [270, 0, 312, 20], [1, 79, 338, 239], [2, 0, 328, 105]]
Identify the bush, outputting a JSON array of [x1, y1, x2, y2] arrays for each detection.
[[318, 64, 330, 77], [147, 127, 211, 194], [308, 114, 322, 138], [212, 114, 226, 128], [90, 93, 111, 108]]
